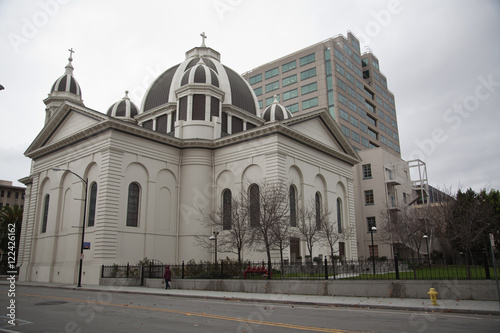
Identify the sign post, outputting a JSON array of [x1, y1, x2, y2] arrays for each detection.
[[489, 233, 500, 309]]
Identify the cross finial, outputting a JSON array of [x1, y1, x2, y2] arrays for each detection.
[[200, 32, 207, 47], [68, 48, 75, 61]]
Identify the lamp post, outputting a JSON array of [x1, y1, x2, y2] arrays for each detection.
[[209, 231, 219, 264], [53, 168, 87, 288], [423, 233, 431, 274], [370, 225, 377, 275]]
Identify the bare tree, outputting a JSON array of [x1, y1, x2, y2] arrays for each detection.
[[380, 204, 428, 275], [295, 199, 322, 260], [248, 180, 290, 270], [270, 206, 293, 276], [320, 214, 353, 264], [196, 191, 253, 265]]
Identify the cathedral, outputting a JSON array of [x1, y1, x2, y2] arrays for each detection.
[[18, 36, 360, 285]]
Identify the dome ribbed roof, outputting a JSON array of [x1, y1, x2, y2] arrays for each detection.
[[141, 46, 260, 116], [181, 57, 219, 87], [107, 91, 139, 120], [262, 96, 293, 122], [50, 54, 82, 98]]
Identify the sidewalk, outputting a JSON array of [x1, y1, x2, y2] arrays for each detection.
[[4, 280, 500, 315]]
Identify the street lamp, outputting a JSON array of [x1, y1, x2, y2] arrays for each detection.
[[423, 233, 431, 274], [53, 168, 87, 288], [209, 231, 219, 264], [370, 225, 377, 275]]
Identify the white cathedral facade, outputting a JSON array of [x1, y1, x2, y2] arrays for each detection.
[[18, 40, 360, 285]]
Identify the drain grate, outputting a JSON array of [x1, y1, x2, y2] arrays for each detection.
[[35, 301, 68, 306]]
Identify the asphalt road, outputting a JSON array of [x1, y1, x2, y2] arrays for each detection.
[[1, 285, 499, 333]]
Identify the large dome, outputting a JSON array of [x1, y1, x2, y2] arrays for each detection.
[[141, 46, 260, 117]]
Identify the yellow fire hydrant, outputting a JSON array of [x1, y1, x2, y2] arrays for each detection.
[[428, 288, 438, 306]]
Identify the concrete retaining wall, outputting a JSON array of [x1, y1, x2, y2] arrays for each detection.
[[145, 278, 499, 301], [99, 277, 141, 287]]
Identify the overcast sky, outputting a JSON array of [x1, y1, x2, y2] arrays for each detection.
[[1, 0, 499, 192]]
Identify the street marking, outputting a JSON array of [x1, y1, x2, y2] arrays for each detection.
[[19, 293, 363, 332]]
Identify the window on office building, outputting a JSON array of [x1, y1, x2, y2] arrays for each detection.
[[302, 97, 318, 110], [283, 89, 298, 101], [265, 81, 279, 93], [300, 53, 315, 66], [283, 74, 297, 87], [301, 82, 317, 95], [265, 67, 279, 79], [249, 73, 262, 85], [300, 68, 316, 80], [282, 60, 297, 73]]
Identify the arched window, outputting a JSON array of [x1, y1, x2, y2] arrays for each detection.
[[315, 192, 321, 229], [290, 185, 297, 227], [88, 182, 97, 227], [41, 194, 50, 233], [222, 189, 232, 230], [249, 184, 260, 227], [126, 183, 140, 227], [337, 198, 342, 233]]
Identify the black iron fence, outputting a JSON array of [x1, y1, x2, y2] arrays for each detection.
[[101, 254, 500, 283]]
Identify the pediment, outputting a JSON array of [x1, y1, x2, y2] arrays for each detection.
[[25, 103, 108, 157], [44, 110, 100, 145], [288, 116, 343, 152]]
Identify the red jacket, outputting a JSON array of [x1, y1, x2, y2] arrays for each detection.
[[163, 265, 172, 280]]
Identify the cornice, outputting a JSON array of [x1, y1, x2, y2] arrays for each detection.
[[25, 106, 360, 166]]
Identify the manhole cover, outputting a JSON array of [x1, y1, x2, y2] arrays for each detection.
[[35, 301, 68, 306]]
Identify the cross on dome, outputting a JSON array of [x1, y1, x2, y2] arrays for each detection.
[[200, 32, 207, 47], [68, 48, 75, 61], [65, 48, 75, 74]]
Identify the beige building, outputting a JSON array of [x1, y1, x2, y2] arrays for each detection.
[[0, 180, 25, 210], [18, 40, 360, 285], [354, 148, 428, 259]]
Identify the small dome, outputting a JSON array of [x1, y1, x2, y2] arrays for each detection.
[[181, 57, 219, 87], [107, 91, 139, 120], [262, 96, 293, 122], [50, 52, 82, 98]]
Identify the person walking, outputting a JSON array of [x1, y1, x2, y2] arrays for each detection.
[[163, 265, 172, 289]]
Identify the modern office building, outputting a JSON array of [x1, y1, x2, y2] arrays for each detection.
[[242, 32, 401, 157], [0, 180, 25, 210], [243, 32, 431, 259]]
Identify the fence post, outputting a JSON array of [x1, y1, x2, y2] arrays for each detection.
[[182, 260, 185, 279], [126, 262, 130, 279], [101, 265, 104, 278], [324, 257, 328, 280], [394, 254, 400, 280], [484, 248, 491, 279], [149, 262, 152, 278], [140, 265, 144, 286]]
